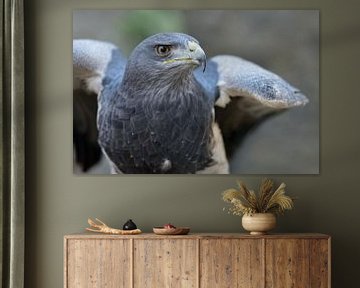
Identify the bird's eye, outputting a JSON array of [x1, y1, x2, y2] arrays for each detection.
[[155, 45, 172, 57]]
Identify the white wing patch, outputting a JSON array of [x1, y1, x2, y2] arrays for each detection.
[[73, 39, 117, 95], [197, 122, 229, 174], [215, 80, 231, 108], [212, 55, 308, 109]]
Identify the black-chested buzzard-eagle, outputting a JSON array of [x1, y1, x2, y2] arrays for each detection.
[[73, 32, 308, 174]]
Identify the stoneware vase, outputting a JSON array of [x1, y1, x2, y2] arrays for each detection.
[[242, 213, 276, 235]]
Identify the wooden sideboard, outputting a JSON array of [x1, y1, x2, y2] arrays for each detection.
[[64, 233, 330, 288]]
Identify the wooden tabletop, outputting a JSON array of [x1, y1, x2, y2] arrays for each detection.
[[65, 232, 330, 240]]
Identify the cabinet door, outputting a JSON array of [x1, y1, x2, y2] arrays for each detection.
[[65, 239, 131, 288], [133, 239, 198, 288], [200, 239, 264, 288], [266, 239, 310, 288]]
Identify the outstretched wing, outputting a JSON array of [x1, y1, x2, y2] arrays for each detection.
[[73, 39, 127, 172], [195, 55, 309, 157]]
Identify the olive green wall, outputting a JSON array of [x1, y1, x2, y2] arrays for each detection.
[[25, 0, 360, 287]]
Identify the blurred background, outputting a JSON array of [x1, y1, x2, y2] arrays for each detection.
[[73, 10, 319, 174]]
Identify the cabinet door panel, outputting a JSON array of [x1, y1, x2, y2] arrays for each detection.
[[134, 239, 198, 288], [200, 239, 264, 288], [265, 239, 310, 288], [66, 239, 131, 288]]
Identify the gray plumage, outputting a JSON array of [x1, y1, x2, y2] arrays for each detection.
[[73, 32, 308, 174]]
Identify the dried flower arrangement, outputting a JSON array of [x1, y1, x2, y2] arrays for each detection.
[[222, 178, 294, 216]]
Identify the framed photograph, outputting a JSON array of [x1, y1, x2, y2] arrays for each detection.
[[73, 10, 319, 175]]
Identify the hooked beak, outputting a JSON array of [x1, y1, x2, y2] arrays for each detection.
[[187, 41, 207, 72], [163, 40, 207, 72]]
